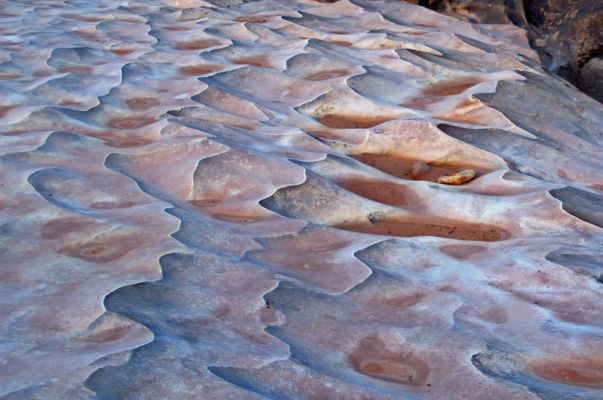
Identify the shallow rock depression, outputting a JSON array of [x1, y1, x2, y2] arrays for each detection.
[[1, 0, 603, 399]]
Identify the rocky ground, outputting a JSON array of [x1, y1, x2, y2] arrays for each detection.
[[417, 0, 603, 102], [1, 1, 603, 399]]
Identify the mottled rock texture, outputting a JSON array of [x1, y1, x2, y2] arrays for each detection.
[[1, 1, 603, 399]]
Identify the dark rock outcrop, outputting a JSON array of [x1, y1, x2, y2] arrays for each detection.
[[420, 0, 603, 102]]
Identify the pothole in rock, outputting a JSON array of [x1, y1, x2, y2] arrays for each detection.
[[261, 172, 508, 241], [351, 152, 486, 183], [315, 113, 398, 129], [337, 214, 508, 241], [333, 177, 413, 208], [349, 336, 430, 386]]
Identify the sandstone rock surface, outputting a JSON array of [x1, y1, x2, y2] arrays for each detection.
[[1, 1, 603, 399]]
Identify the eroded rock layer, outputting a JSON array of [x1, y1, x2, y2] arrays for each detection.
[[1, 1, 603, 399]]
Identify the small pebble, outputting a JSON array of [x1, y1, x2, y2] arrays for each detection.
[[411, 161, 431, 179], [437, 169, 475, 185]]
